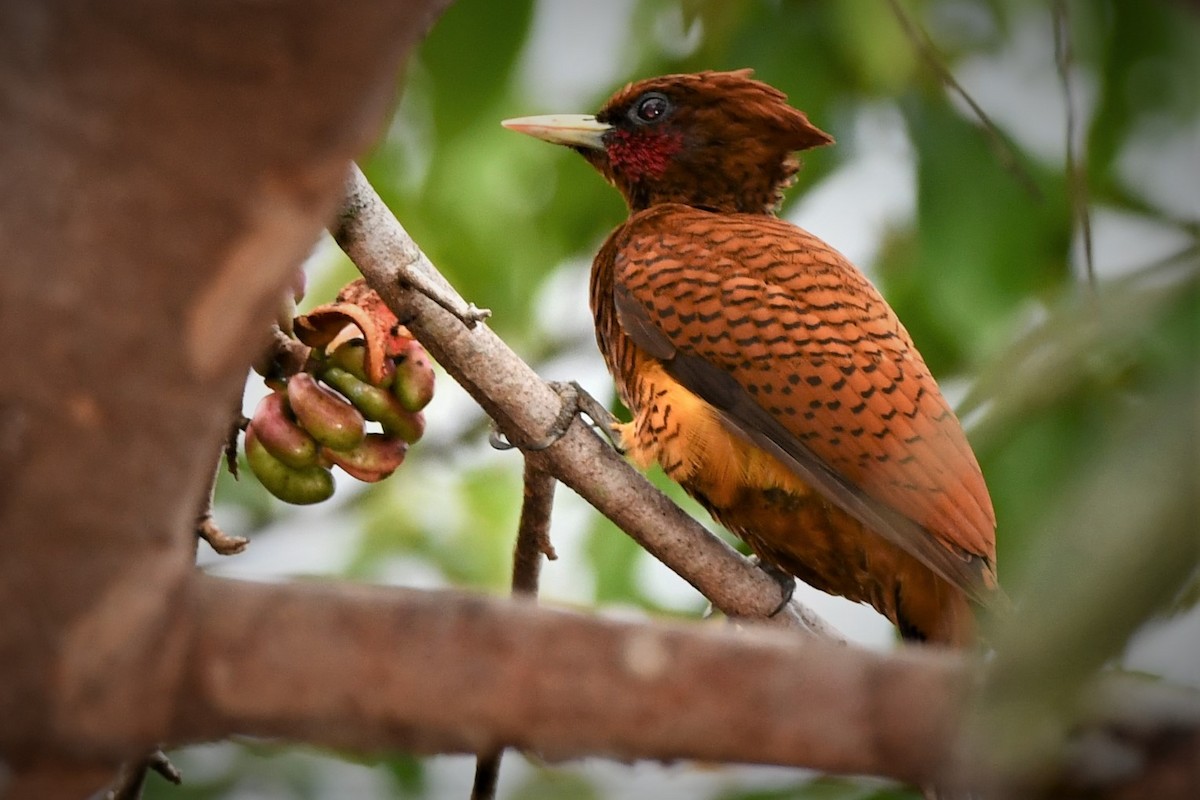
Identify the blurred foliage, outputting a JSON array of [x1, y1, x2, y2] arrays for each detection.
[[713, 775, 920, 800], [180, 0, 1199, 798]]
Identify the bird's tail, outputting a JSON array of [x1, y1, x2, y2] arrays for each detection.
[[895, 570, 977, 648]]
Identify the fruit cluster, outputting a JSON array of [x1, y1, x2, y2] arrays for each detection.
[[245, 280, 435, 504]]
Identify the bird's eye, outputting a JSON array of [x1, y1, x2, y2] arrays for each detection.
[[631, 93, 670, 124]]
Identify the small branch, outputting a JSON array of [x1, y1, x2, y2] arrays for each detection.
[[195, 414, 249, 556], [331, 163, 841, 638], [472, 462, 559, 800], [196, 513, 247, 557], [511, 462, 558, 596], [1054, 0, 1097, 292], [223, 413, 247, 479], [470, 758, 502, 800], [102, 749, 182, 800], [253, 324, 314, 384], [886, 0, 1042, 199], [333, 192, 491, 329]]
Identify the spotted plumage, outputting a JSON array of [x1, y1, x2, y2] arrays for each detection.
[[505, 70, 998, 645]]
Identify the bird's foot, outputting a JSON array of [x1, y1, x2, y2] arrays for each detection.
[[490, 381, 617, 453], [561, 381, 627, 454], [751, 556, 796, 618]]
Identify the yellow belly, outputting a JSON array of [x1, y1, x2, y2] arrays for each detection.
[[616, 360, 817, 509]]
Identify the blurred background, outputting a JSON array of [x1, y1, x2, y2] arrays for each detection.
[[160, 1, 1198, 798]]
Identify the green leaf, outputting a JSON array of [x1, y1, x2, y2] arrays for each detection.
[[383, 752, 427, 797], [889, 94, 1070, 373], [586, 514, 646, 607], [1088, 0, 1200, 174], [715, 775, 920, 800], [417, 0, 535, 140]]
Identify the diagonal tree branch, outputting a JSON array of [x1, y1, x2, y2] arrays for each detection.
[[332, 163, 843, 638]]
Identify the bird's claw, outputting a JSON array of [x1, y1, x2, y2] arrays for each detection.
[[751, 556, 796, 617], [489, 381, 626, 454], [488, 381, 579, 451], [564, 382, 626, 454]]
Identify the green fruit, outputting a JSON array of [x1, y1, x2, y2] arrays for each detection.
[[250, 391, 318, 469], [286, 372, 366, 451], [322, 366, 426, 443], [392, 339, 435, 412], [327, 339, 395, 387], [245, 426, 335, 504], [322, 433, 408, 483]]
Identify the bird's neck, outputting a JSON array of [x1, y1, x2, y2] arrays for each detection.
[[620, 153, 801, 215]]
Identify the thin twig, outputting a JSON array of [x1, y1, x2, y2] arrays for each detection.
[[103, 748, 182, 800], [253, 323, 314, 385], [511, 463, 559, 594], [196, 411, 250, 556], [885, 0, 1042, 199], [202, 323, 309, 557], [471, 461, 559, 800], [470, 756, 502, 800], [333, 195, 491, 329], [1054, 0, 1097, 292]]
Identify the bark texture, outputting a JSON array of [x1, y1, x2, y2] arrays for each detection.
[[0, 0, 450, 790]]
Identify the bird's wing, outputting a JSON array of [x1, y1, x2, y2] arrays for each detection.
[[611, 205, 997, 603]]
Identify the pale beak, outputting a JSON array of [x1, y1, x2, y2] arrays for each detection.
[[501, 114, 611, 151]]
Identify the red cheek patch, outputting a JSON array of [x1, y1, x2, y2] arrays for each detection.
[[607, 129, 683, 180]]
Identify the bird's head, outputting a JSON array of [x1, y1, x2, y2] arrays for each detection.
[[503, 69, 833, 214]]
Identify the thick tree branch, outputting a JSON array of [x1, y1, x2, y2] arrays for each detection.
[[173, 575, 963, 786], [333, 164, 841, 638], [166, 578, 1200, 798]]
